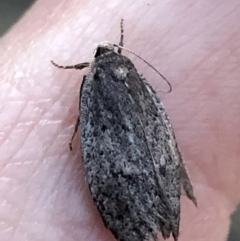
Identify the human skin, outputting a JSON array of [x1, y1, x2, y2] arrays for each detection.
[[0, 0, 240, 241]]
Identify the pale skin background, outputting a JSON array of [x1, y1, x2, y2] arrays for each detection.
[[1, 0, 240, 241]]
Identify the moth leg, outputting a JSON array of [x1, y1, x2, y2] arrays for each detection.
[[51, 61, 90, 70], [68, 75, 88, 151], [69, 116, 80, 151], [118, 18, 124, 54]]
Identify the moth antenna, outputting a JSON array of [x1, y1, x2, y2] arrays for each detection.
[[118, 19, 124, 54], [113, 44, 172, 93]]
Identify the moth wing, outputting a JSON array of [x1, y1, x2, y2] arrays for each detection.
[[79, 52, 195, 241], [79, 62, 174, 241], [179, 159, 197, 206], [125, 71, 182, 239], [136, 73, 197, 237], [140, 76, 197, 207]]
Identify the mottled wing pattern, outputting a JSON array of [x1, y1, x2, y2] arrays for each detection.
[[80, 51, 195, 241], [140, 78, 197, 208], [123, 67, 181, 240]]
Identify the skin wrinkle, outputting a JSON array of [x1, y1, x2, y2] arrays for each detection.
[[10, 200, 27, 241], [0, 0, 240, 241], [167, 23, 240, 98], [2, 189, 26, 241], [159, 3, 240, 64], [0, 101, 27, 157], [154, 2, 197, 47], [6, 124, 36, 165], [2, 82, 48, 157]]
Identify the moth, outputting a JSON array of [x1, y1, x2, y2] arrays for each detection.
[[52, 19, 197, 241]]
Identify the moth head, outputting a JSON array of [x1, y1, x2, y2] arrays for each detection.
[[94, 41, 115, 57]]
